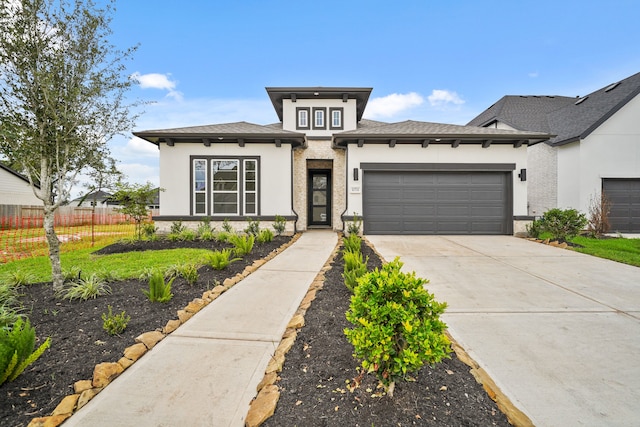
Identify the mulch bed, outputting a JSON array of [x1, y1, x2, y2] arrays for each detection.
[[263, 241, 512, 427], [1, 236, 291, 427], [3, 235, 512, 427]]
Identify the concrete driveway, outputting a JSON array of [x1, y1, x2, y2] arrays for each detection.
[[366, 235, 640, 427]]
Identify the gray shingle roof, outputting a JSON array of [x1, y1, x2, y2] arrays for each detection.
[[336, 120, 550, 138], [134, 121, 305, 146], [468, 71, 640, 146]]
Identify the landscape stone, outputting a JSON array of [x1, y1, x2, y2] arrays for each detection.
[[265, 352, 285, 374], [27, 414, 70, 427], [276, 334, 296, 355], [118, 356, 135, 370], [135, 330, 165, 349], [287, 314, 305, 329], [73, 380, 92, 394], [256, 372, 278, 392], [245, 385, 280, 427], [177, 309, 194, 323], [163, 319, 182, 334], [92, 362, 123, 388], [185, 298, 206, 313], [76, 387, 103, 410], [123, 343, 147, 361], [51, 394, 79, 415]]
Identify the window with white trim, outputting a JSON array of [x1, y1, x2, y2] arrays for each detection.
[[312, 107, 326, 130], [296, 107, 310, 130], [193, 159, 207, 215], [330, 107, 343, 130], [192, 157, 259, 216]]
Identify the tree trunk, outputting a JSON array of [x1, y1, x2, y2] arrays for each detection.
[[43, 205, 64, 292]]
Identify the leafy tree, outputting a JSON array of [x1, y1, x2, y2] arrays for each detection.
[[112, 182, 158, 240], [0, 0, 139, 291]]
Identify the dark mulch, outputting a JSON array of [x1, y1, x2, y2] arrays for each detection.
[[1, 236, 291, 427], [264, 241, 511, 427]]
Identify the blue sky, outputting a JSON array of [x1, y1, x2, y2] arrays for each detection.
[[103, 0, 640, 191]]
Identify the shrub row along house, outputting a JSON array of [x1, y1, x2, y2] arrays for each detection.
[[134, 72, 640, 235]]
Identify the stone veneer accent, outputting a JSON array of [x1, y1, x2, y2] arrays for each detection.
[[293, 140, 346, 231]]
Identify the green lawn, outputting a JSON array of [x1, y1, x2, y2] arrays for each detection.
[[570, 236, 640, 267], [0, 244, 215, 284]]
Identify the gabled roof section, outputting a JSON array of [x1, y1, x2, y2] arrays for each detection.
[[333, 120, 551, 147], [266, 87, 373, 122], [134, 121, 306, 147], [467, 95, 575, 132], [547, 71, 640, 145], [468, 71, 640, 146]]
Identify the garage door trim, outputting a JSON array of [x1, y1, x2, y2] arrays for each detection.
[[360, 162, 516, 172]]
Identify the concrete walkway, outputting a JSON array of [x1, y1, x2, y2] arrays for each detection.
[[367, 235, 640, 427], [63, 230, 338, 427]]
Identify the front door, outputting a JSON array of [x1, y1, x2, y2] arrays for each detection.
[[308, 170, 331, 226]]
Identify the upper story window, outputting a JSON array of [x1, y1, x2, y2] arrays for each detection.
[[312, 107, 326, 130], [329, 107, 343, 130], [296, 107, 310, 130]]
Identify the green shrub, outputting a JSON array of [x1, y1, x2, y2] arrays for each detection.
[[342, 249, 369, 293], [199, 229, 215, 241], [344, 258, 451, 396], [244, 218, 260, 237], [273, 215, 286, 236], [206, 249, 240, 270], [2, 270, 36, 287], [170, 220, 186, 234], [177, 228, 197, 241], [229, 234, 255, 257], [257, 228, 274, 244], [0, 284, 24, 330], [347, 213, 362, 235], [144, 271, 174, 303], [214, 230, 232, 243], [221, 218, 233, 233], [141, 222, 157, 239], [0, 318, 50, 385], [61, 266, 82, 282], [343, 233, 362, 254], [196, 217, 213, 238], [59, 274, 111, 301], [102, 305, 131, 336], [539, 208, 588, 241], [526, 218, 544, 238], [171, 263, 199, 285]]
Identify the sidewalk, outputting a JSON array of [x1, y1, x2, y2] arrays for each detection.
[[63, 230, 338, 427]]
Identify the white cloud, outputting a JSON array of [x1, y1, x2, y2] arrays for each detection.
[[118, 162, 160, 188], [121, 137, 159, 159], [427, 90, 465, 107], [364, 92, 424, 119], [131, 72, 183, 101]]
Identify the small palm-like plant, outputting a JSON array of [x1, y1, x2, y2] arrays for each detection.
[[169, 263, 199, 285], [0, 318, 51, 385], [257, 228, 274, 244], [229, 233, 255, 257], [206, 249, 240, 270], [59, 274, 111, 301], [144, 271, 174, 303], [343, 233, 362, 253]]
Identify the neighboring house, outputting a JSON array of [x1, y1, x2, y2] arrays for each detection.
[[0, 162, 41, 206], [134, 87, 549, 235], [468, 71, 640, 233], [72, 190, 114, 208]]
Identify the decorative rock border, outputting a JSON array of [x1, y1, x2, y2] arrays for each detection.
[[244, 235, 343, 427], [27, 234, 302, 427]]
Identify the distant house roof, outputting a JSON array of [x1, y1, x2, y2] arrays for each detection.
[[468, 71, 640, 146], [72, 190, 113, 206], [133, 121, 306, 147], [333, 120, 551, 147], [0, 162, 32, 185]]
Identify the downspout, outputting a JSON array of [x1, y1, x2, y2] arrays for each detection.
[[290, 146, 299, 233], [338, 141, 349, 234]]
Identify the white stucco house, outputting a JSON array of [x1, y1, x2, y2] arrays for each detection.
[[134, 87, 550, 235], [468, 71, 640, 233], [0, 162, 40, 206]]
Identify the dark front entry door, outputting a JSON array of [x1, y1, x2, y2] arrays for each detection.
[[308, 170, 331, 226]]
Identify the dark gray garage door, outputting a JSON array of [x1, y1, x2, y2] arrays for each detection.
[[603, 178, 640, 233], [363, 171, 511, 235]]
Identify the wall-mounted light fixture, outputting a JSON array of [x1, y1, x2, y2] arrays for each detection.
[[519, 168, 527, 181], [353, 168, 359, 181]]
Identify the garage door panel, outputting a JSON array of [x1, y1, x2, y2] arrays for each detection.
[[603, 179, 640, 233], [363, 170, 510, 235]]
